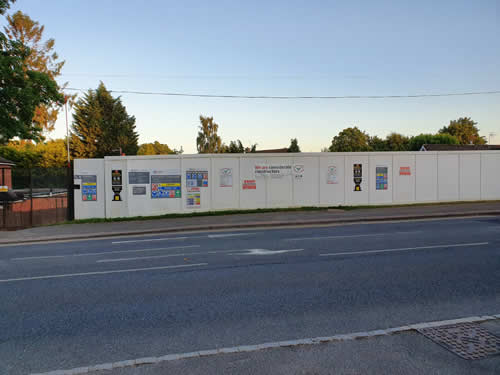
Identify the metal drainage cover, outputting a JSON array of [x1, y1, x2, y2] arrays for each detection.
[[418, 322, 500, 360]]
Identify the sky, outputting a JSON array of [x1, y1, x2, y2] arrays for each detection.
[[5, 0, 500, 152]]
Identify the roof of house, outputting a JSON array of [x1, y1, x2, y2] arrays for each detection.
[[420, 144, 500, 151], [254, 148, 289, 153], [0, 157, 16, 166]]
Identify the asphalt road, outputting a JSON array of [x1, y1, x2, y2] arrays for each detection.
[[1, 216, 499, 374]]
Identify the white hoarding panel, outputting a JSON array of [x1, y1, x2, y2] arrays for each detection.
[[416, 154, 438, 202], [459, 154, 480, 200], [393, 154, 416, 203]]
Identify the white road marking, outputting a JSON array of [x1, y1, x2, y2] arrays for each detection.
[[286, 230, 421, 241], [0, 263, 208, 284], [97, 249, 248, 263], [111, 232, 256, 244], [30, 313, 500, 375], [208, 232, 256, 238], [319, 242, 489, 257], [11, 245, 200, 261], [232, 248, 304, 256], [112, 236, 189, 244]]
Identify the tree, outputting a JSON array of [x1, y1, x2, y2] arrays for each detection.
[[385, 132, 410, 151], [287, 138, 301, 152], [71, 82, 139, 158], [0, 0, 14, 15], [408, 133, 459, 151], [368, 135, 387, 151], [328, 127, 371, 152], [222, 140, 257, 153], [0, 35, 63, 144], [439, 117, 486, 145], [196, 115, 223, 153], [138, 141, 174, 155], [35, 139, 68, 168], [4, 11, 67, 133], [225, 140, 245, 153]]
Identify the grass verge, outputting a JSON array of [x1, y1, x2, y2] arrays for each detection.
[[57, 200, 500, 226]]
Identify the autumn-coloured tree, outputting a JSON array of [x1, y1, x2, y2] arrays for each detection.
[[138, 141, 174, 155], [4, 11, 68, 133], [196, 115, 223, 153], [439, 117, 486, 145]]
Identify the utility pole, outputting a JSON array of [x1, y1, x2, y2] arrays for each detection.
[[489, 132, 496, 145], [65, 96, 70, 167]]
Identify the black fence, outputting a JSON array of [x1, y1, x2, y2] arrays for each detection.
[[1, 166, 74, 230]]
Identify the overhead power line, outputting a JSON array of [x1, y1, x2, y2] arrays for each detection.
[[63, 88, 500, 100]]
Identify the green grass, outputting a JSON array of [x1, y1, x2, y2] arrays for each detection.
[[57, 199, 500, 226]]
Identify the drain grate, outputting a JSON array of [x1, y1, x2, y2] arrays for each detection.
[[418, 322, 500, 360]]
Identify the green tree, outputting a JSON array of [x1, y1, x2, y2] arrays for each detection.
[[0, 1, 63, 144], [439, 117, 486, 145], [4, 11, 67, 133], [0, 0, 14, 15], [196, 115, 223, 153], [222, 140, 257, 153], [385, 132, 410, 151], [287, 138, 301, 152], [368, 135, 387, 151], [408, 133, 459, 151], [225, 140, 245, 153], [71, 82, 139, 158], [0, 143, 41, 168], [328, 127, 371, 152], [137, 141, 174, 155]]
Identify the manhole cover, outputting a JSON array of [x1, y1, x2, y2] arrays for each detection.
[[418, 322, 500, 360]]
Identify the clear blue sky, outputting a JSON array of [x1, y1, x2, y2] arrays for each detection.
[[6, 0, 500, 152]]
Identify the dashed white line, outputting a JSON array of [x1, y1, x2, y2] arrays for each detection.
[[232, 249, 304, 256], [319, 242, 489, 257], [11, 245, 200, 261], [286, 230, 421, 241], [111, 232, 255, 244], [0, 263, 208, 283], [97, 249, 248, 263], [112, 236, 189, 244], [207, 232, 256, 238], [30, 313, 500, 375]]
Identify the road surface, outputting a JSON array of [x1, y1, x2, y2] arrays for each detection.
[[1, 216, 499, 374]]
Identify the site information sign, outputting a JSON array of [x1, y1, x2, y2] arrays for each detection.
[[129, 171, 150, 184], [186, 192, 201, 207], [219, 168, 233, 187], [327, 166, 339, 184], [186, 170, 208, 188], [151, 175, 181, 198], [81, 175, 97, 201], [376, 166, 388, 190], [254, 165, 292, 177]]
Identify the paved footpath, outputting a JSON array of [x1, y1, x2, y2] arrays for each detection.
[[1, 201, 500, 244]]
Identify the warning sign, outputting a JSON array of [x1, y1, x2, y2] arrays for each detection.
[[376, 166, 388, 190], [399, 166, 411, 176], [186, 192, 201, 207], [151, 175, 181, 199], [186, 169, 208, 188], [81, 175, 97, 201]]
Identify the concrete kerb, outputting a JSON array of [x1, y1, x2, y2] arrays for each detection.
[[31, 314, 500, 375], [2, 210, 499, 246]]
